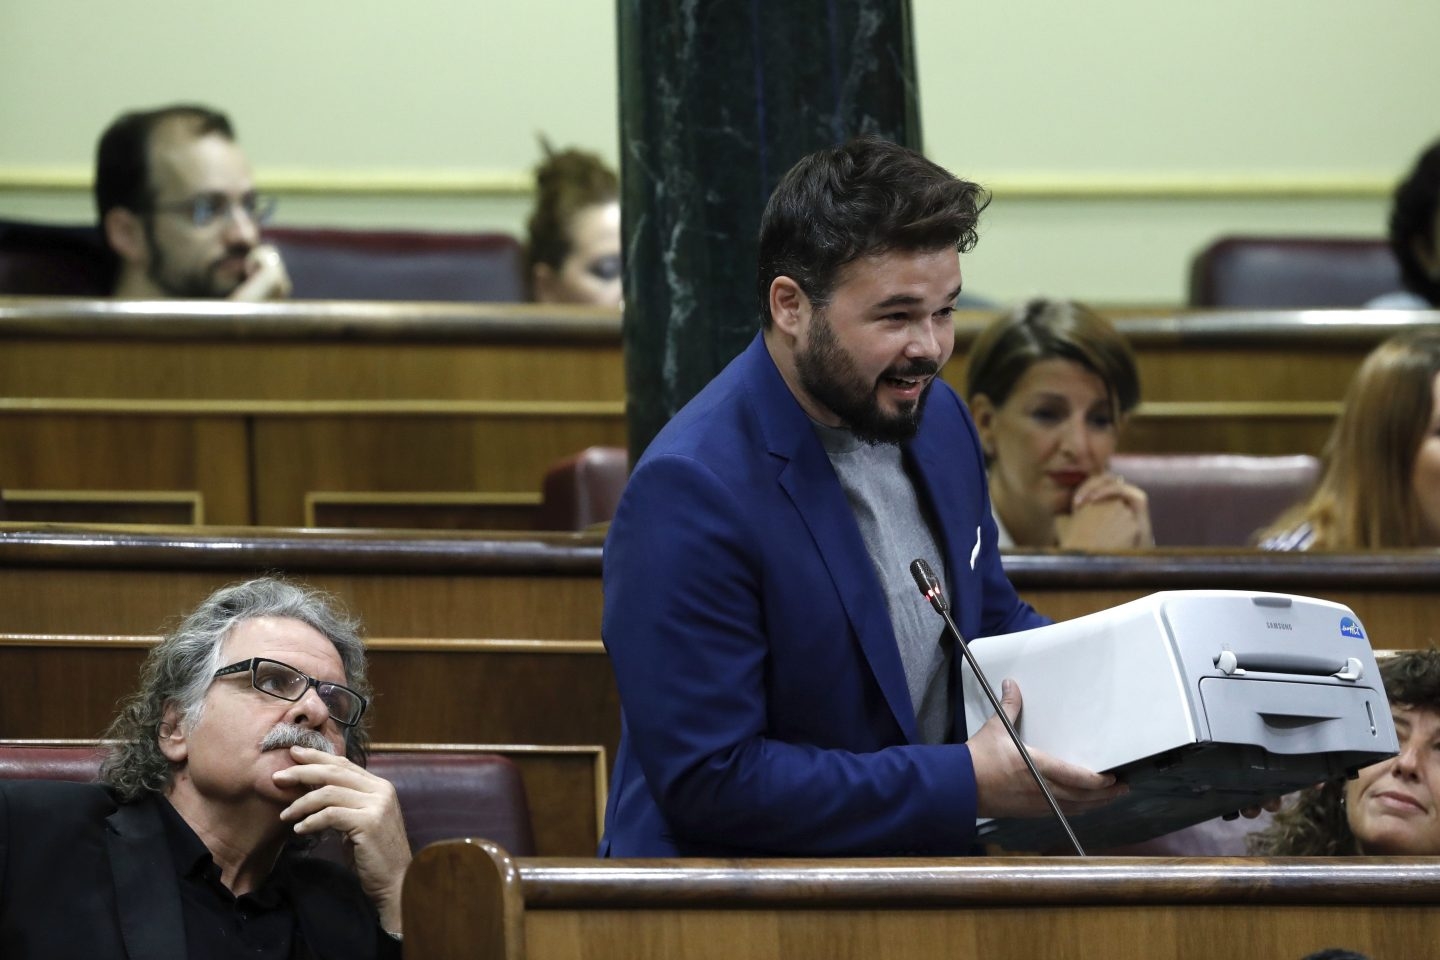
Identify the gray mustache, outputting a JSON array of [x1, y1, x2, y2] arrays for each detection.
[[259, 723, 335, 754]]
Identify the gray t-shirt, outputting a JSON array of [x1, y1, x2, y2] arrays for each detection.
[[815, 423, 953, 744]]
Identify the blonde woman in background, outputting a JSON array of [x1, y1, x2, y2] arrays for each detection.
[[1261, 330, 1440, 550]]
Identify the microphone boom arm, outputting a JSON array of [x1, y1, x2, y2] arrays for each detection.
[[909, 558, 1087, 857]]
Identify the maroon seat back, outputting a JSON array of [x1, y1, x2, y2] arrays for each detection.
[[1110, 453, 1321, 547], [0, 742, 535, 856], [1188, 235, 1400, 308], [0, 219, 113, 295], [267, 226, 525, 302], [536, 445, 629, 530]]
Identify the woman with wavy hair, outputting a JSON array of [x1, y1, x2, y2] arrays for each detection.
[[1261, 331, 1440, 549], [1250, 650, 1440, 856]]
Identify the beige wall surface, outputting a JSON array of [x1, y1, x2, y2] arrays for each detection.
[[2, 0, 1436, 304]]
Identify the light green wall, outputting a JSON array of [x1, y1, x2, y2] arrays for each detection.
[[2, 0, 1435, 304]]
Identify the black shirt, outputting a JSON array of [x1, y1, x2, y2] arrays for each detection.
[[155, 795, 300, 959]]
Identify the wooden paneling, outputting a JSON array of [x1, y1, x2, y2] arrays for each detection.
[[252, 413, 624, 526], [4, 526, 1440, 648], [0, 636, 620, 764], [1002, 550, 1440, 650], [0, 527, 605, 638], [403, 843, 1440, 960], [306, 491, 542, 531], [0, 489, 202, 525], [1, 301, 1438, 528], [0, 414, 250, 523]]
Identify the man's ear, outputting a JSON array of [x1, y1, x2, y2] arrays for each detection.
[[768, 276, 811, 337], [103, 207, 148, 266], [968, 393, 997, 458], [157, 702, 189, 764]]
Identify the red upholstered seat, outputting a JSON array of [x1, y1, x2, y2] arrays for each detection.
[[1188, 235, 1400, 308], [1110, 453, 1320, 547], [267, 226, 525, 302], [536, 445, 629, 531], [0, 741, 536, 857]]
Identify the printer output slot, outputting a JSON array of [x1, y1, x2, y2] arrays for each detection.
[[1213, 651, 1360, 678]]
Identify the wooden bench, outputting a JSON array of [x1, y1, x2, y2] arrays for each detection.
[[402, 840, 1440, 960]]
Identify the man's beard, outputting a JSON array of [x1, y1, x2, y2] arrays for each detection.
[[794, 308, 938, 445], [259, 723, 336, 754], [143, 219, 247, 298]]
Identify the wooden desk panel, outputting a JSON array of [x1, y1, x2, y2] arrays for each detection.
[[1003, 550, 1440, 650], [0, 527, 605, 637], [5, 526, 1440, 649], [403, 843, 1440, 960], [0, 414, 250, 524], [252, 413, 625, 526], [0, 302, 625, 403]]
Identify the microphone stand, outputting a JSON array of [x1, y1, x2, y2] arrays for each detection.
[[909, 558, 1087, 857]]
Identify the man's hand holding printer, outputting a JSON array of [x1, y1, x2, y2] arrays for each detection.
[[967, 678, 1283, 821], [968, 678, 1130, 817]]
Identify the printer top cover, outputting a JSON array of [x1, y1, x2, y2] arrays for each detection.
[[961, 589, 1398, 851]]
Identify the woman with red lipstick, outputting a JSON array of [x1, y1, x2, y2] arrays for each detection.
[[966, 299, 1152, 550], [1250, 650, 1440, 856]]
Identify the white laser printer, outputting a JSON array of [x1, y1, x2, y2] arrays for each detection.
[[961, 590, 1398, 850]]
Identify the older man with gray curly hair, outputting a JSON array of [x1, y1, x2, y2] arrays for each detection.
[[0, 577, 409, 959]]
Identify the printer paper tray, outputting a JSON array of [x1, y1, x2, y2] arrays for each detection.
[[977, 741, 1390, 852]]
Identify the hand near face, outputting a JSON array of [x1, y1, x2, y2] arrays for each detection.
[[969, 678, 1129, 818], [273, 746, 411, 934], [1057, 472, 1152, 549], [232, 244, 292, 301]]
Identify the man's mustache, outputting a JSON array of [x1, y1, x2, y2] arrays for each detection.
[[259, 723, 335, 754], [883, 359, 940, 379]]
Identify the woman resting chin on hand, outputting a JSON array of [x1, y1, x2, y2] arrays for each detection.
[[967, 299, 1153, 551], [1056, 471, 1152, 549]]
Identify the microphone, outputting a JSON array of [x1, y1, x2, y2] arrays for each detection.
[[909, 558, 1087, 857]]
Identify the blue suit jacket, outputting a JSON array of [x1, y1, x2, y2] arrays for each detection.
[[599, 334, 1047, 857]]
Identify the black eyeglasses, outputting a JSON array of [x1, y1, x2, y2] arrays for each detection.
[[213, 657, 367, 727], [149, 191, 277, 229]]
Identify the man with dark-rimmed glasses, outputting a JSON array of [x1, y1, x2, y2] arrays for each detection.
[[0, 577, 407, 958], [96, 103, 292, 300]]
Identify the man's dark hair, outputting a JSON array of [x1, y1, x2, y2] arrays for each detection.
[[95, 104, 236, 226], [1388, 137, 1440, 305], [756, 137, 990, 328]]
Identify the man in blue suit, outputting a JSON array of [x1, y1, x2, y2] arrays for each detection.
[[600, 138, 1127, 857]]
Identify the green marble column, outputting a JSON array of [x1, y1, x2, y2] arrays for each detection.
[[618, 0, 922, 460]]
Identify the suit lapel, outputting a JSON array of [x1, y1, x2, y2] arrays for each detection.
[[745, 334, 920, 742], [105, 799, 188, 960]]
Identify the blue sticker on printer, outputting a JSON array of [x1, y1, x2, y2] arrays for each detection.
[[1340, 617, 1365, 640]]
